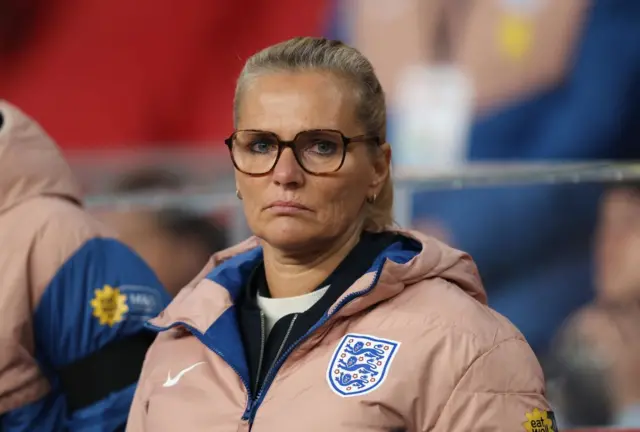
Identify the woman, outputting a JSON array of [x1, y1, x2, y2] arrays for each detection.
[[127, 37, 553, 431]]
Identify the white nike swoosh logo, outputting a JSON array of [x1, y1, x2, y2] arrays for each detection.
[[163, 362, 205, 388]]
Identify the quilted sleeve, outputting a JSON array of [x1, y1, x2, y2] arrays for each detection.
[[431, 337, 556, 432]]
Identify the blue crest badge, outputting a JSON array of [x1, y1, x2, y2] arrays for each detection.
[[327, 333, 400, 397]]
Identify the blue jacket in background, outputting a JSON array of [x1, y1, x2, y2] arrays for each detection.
[[0, 100, 171, 432], [2, 238, 171, 432], [410, 0, 640, 353]]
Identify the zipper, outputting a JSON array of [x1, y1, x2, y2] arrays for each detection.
[[253, 312, 266, 396], [272, 314, 297, 367], [248, 261, 386, 422], [253, 314, 298, 402]]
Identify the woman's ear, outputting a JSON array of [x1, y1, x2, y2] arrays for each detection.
[[369, 142, 392, 193]]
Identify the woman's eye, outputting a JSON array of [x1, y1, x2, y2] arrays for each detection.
[[249, 141, 272, 153], [311, 141, 337, 155]]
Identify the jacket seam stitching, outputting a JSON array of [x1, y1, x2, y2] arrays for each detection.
[[432, 335, 524, 428]]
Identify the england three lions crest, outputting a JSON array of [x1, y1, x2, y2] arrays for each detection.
[[327, 334, 400, 397]]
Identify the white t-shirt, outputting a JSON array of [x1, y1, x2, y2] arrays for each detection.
[[257, 286, 329, 337]]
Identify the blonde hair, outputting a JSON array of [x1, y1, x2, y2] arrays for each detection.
[[234, 37, 393, 232]]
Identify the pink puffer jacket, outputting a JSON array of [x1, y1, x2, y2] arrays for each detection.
[[127, 230, 554, 431]]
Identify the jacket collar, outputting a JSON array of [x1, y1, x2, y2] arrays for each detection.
[[149, 229, 486, 335]]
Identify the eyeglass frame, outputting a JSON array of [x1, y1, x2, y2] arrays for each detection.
[[224, 129, 381, 176]]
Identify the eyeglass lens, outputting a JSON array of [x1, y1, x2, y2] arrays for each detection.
[[231, 130, 346, 174]]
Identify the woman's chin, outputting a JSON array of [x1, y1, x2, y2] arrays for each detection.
[[257, 219, 327, 251]]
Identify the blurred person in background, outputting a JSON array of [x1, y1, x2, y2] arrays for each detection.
[[545, 182, 640, 428], [104, 168, 228, 296], [546, 302, 640, 428], [595, 182, 640, 303], [347, 0, 640, 354], [0, 101, 171, 431], [127, 37, 553, 432]]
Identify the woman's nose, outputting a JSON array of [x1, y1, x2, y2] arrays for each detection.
[[272, 147, 304, 186]]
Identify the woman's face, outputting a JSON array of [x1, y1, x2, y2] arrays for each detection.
[[595, 188, 640, 301], [234, 71, 390, 253]]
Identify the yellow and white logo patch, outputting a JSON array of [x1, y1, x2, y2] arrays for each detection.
[[522, 408, 558, 432], [90, 284, 129, 327]]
